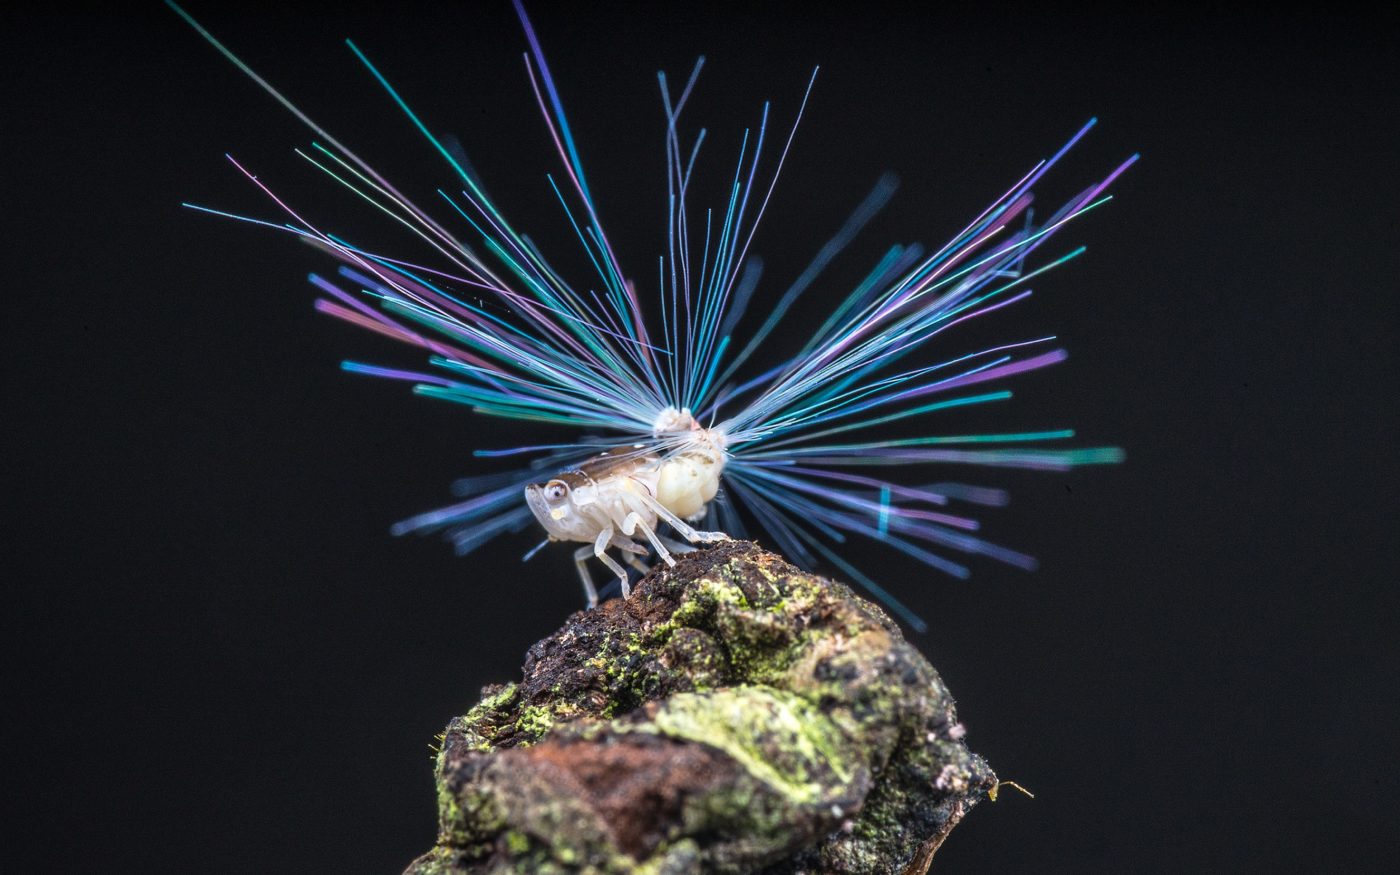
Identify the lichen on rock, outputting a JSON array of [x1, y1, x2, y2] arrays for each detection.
[[405, 540, 996, 874]]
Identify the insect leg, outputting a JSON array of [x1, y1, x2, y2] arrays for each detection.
[[613, 537, 648, 556], [657, 534, 695, 556], [594, 526, 631, 598], [621, 551, 651, 576], [610, 533, 651, 575], [572, 545, 600, 609], [620, 511, 676, 567], [640, 494, 731, 545]]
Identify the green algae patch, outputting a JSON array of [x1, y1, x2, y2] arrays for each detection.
[[637, 687, 857, 802], [405, 541, 995, 875]]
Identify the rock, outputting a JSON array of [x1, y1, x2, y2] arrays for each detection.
[[405, 540, 996, 874]]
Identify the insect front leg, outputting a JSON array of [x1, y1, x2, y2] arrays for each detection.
[[572, 545, 600, 609], [593, 526, 631, 598]]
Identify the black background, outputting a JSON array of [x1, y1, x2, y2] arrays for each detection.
[[7, 2, 1398, 872]]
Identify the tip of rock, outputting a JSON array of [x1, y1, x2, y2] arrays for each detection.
[[406, 540, 995, 875]]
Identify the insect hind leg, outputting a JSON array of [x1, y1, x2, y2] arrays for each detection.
[[657, 534, 695, 556], [641, 494, 730, 545]]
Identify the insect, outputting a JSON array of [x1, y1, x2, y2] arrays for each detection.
[[524, 410, 730, 607], [172, 1, 1135, 630]]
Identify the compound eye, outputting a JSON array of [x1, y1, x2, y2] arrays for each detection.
[[544, 480, 569, 503]]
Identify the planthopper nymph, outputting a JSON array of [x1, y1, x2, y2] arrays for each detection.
[[172, 1, 1134, 631], [525, 407, 729, 607]]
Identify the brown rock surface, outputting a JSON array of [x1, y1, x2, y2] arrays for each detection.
[[406, 540, 997, 874]]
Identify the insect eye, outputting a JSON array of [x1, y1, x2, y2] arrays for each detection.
[[545, 481, 569, 503]]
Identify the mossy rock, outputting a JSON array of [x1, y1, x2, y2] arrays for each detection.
[[406, 541, 995, 874]]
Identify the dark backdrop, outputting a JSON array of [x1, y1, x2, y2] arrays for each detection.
[[6, 2, 1397, 871]]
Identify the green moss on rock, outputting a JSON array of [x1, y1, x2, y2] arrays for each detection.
[[405, 541, 995, 875]]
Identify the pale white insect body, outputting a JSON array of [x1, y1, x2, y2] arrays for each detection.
[[524, 407, 729, 606]]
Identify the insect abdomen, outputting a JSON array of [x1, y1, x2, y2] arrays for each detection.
[[655, 451, 724, 520]]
